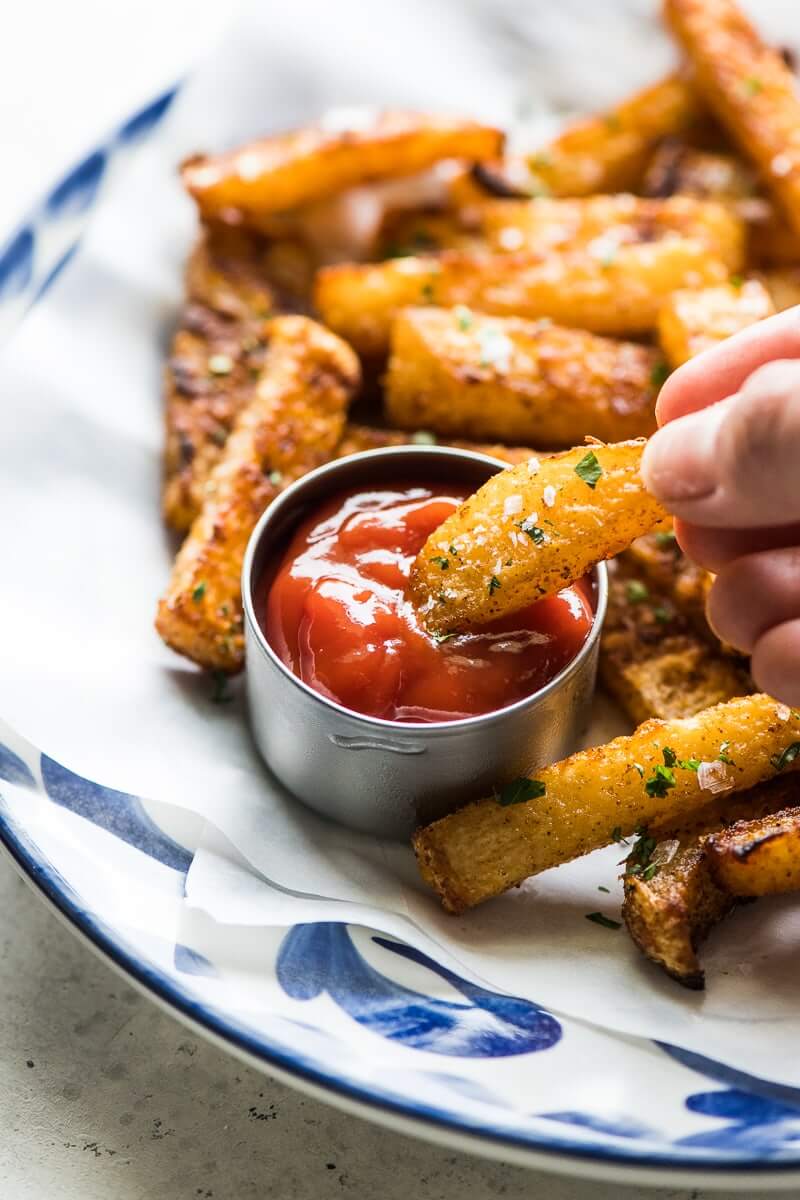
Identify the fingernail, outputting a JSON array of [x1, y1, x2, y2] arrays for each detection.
[[641, 402, 728, 503]]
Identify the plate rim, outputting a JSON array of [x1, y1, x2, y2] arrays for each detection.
[[4, 85, 800, 1189]]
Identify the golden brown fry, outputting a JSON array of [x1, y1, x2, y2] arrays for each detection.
[[410, 441, 666, 634], [156, 316, 359, 673], [657, 279, 774, 369], [381, 194, 744, 268], [413, 694, 800, 913], [385, 308, 661, 447], [182, 112, 503, 226], [185, 225, 278, 319], [623, 775, 800, 988], [478, 195, 744, 268], [163, 303, 270, 534], [315, 240, 728, 355], [706, 803, 800, 896], [599, 561, 751, 724], [755, 266, 800, 311], [622, 530, 716, 645], [528, 73, 701, 196], [665, 0, 800, 238], [642, 141, 758, 202], [335, 423, 537, 467]]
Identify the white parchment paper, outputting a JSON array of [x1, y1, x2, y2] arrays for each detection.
[[3, 0, 800, 1087]]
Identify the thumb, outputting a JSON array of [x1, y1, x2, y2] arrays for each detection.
[[641, 359, 800, 528]]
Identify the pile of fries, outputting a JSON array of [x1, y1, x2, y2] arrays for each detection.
[[156, 0, 800, 988]]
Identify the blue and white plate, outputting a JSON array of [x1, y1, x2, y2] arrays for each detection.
[[4, 85, 800, 1193]]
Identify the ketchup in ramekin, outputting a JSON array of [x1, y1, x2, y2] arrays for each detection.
[[260, 482, 593, 724]]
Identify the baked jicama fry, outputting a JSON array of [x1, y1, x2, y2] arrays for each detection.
[[335, 423, 538, 467], [385, 308, 661, 446], [156, 316, 359, 673], [657, 279, 774, 369], [706, 806, 800, 896], [665, 0, 800, 238], [315, 240, 729, 354], [413, 694, 800, 913], [410, 440, 666, 634], [599, 561, 750, 724], [528, 72, 702, 197], [622, 529, 716, 647], [182, 112, 503, 226], [623, 774, 800, 988], [382, 194, 745, 267]]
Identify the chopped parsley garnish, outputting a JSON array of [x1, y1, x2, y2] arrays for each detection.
[[412, 430, 437, 445], [430, 555, 449, 571], [518, 521, 546, 545], [574, 450, 603, 489], [268, 469, 283, 486], [585, 912, 621, 930], [718, 741, 735, 765], [611, 825, 625, 843], [598, 885, 610, 893], [653, 605, 673, 624], [771, 742, 800, 772], [420, 281, 436, 302], [645, 763, 676, 797], [650, 361, 669, 389], [730, 273, 744, 289], [211, 670, 232, 705], [488, 575, 502, 594], [432, 630, 458, 645], [743, 75, 763, 95], [626, 829, 658, 879], [454, 305, 473, 331], [497, 777, 546, 806], [625, 580, 649, 603], [448, 545, 459, 557], [192, 582, 206, 603], [655, 529, 678, 550], [662, 746, 700, 771]]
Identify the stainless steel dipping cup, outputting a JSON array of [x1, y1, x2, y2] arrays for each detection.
[[242, 446, 607, 839]]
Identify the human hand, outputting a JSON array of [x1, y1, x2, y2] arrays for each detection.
[[641, 308, 800, 705]]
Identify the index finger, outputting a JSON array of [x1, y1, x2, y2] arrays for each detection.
[[656, 305, 800, 425]]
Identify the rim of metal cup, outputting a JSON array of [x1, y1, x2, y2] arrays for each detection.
[[241, 445, 608, 735]]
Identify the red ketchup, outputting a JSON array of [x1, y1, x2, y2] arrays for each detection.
[[262, 483, 594, 723]]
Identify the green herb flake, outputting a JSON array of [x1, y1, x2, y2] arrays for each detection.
[[729, 273, 744, 289], [626, 580, 649, 603], [192, 582, 207, 603], [718, 741, 735, 765], [663, 746, 678, 768], [497, 777, 546, 806], [412, 430, 437, 445], [743, 75, 763, 95], [641, 864, 658, 882], [268, 469, 283, 486], [645, 763, 677, 798], [432, 630, 458, 645], [771, 742, 800, 772], [518, 521, 546, 545], [585, 911, 621, 930], [598, 885, 610, 893], [448, 545, 460, 557], [655, 529, 678, 550], [420, 281, 436, 302], [211, 670, 232, 705], [207, 353, 234, 376], [454, 305, 474, 331], [653, 606, 674, 624], [574, 450, 603, 490], [650, 361, 669, 390], [488, 575, 502, 594], [430, 555, 449, 571], [611, 825, 625, 843]]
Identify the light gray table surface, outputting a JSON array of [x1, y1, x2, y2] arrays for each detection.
[[0, 854, 775, 1200]]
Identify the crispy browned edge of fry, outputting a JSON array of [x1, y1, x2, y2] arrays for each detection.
[[623, 776, 800, 987], [664, 0, 800, 238], [182, 113, 504, 221], [156, 316, 359, 674], [336, 424, 537, 467], [621, 531, 718, 648], [600, 559, 751, 725], [705, 804, 800, 896]]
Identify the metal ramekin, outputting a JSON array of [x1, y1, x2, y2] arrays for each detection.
[[242, 446, 607, 839]]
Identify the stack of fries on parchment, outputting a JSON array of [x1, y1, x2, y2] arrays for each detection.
[[155, 0, 800, 990]]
